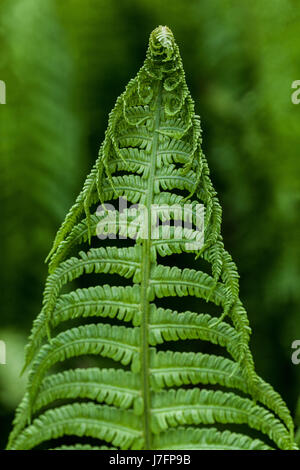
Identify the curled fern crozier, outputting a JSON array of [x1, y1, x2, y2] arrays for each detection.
[[8, 26, 297, 451]]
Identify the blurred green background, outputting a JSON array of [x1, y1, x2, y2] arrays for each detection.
[[0, 0, 299, 449]]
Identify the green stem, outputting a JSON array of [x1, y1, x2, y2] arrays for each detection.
[[140, 80, 162, 449]]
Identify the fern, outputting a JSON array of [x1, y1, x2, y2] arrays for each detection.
[[296, 398, 300, 447], [8, 26, 297, 451], [0, 0, 81, 328]]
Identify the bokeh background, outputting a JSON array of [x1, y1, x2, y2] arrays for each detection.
[[0, 0, 299, 449]]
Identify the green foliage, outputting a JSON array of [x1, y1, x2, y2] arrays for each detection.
[[7, 26, 297, 450], [296, 398, 300, 447], [124, 0, 300, 404], [0, 330, 28, 410], [0, 0, 82, 327]]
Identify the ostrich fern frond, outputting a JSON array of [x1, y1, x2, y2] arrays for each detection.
[[8, 26, 297, 451]]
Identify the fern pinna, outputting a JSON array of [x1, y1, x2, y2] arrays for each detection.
[[8, 26, 297, 451]]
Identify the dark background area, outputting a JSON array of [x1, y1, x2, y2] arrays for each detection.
[[0, 0, 299, 448]]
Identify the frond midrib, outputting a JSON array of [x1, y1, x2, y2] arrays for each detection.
[[139, 80, 163, 449]]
